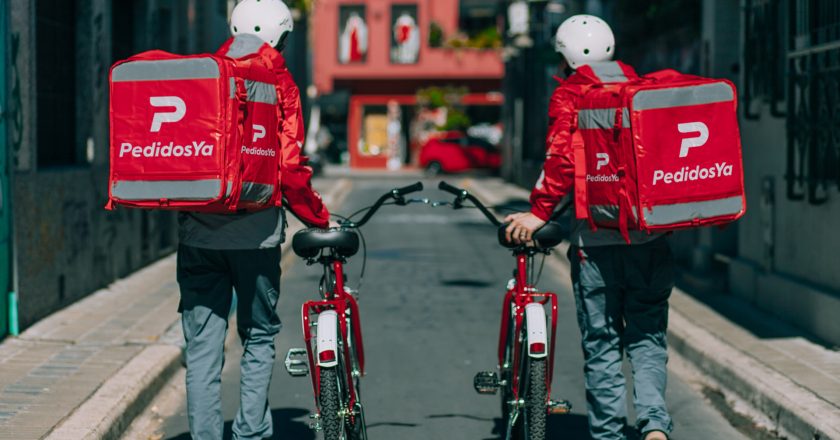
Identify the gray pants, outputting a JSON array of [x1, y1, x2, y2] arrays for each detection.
[[568, 238, 674, 440], [177, 244, 282, 440]]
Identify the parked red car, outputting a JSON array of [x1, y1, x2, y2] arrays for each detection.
[[419, 132, 502, 175]]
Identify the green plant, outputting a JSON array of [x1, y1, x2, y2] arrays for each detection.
[[416, 86, 467, 109], [290, 0, 313, 13], [416, 86, 472, 131], [429, 21, 444, 48], [444, 33, 469, 50], [443, 27, 502, 50], [441, 109, 472, 131], [469, 26, 502, 49]]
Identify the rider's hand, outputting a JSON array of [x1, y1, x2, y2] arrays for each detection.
[[504, 212, 546, 244]]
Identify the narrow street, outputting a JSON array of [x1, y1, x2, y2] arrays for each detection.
[[131, 176, 747, 440]]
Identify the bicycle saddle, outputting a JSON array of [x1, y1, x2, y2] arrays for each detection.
[[292, 228, 360, 259], [497, 222, 566, 249]]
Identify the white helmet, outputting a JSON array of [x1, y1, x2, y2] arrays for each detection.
[[230, 0, 294, 48], [554, 14, 615, 69]]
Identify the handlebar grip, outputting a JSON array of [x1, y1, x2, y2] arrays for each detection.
[[438, 181, 465, 196], [394, 182, 424, 197]]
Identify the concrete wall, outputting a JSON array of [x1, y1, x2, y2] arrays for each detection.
[[7, 0, 231, 329], [702, 0, 840, 344]]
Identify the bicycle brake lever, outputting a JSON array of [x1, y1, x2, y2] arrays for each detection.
[[406, 198, 430, 205], [452, 196, 466, 209], [430, 200, 451, 208]]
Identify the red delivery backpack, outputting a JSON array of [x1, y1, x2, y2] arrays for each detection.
[[106, 50, 282, 213], [572, 62, 746, 241]]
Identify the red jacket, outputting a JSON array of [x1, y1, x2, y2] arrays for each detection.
[[218, 38, 331, 228], [529, 62, 637, 221]]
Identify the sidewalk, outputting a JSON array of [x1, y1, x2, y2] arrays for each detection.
[[0, 178, 352, 440], [464, 177, 840, 440]]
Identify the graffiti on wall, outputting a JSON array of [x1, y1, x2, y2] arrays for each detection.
[[9, 32, 26, 170]]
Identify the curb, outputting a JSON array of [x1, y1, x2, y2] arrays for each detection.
[[44, 345, 182, 440], [667, 299, 840, 439], [44, 177, 353, 440], [463, 177, 840, 440]]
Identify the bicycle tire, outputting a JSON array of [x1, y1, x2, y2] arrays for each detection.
[[319, 366, 345, 440], [522, 357, 548, 439], [500, 321, 515, 426]]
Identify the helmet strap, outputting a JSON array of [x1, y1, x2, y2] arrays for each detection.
[[277, 32, 290, 50]]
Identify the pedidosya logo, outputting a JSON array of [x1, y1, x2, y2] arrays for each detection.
[[119, 96, 214, 159], [241, 124, 276, 157], [119, 141, 214, 158], [587, 153, 619, 183], [652, 121, 733, 185]]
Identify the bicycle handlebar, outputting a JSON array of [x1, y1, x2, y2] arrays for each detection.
[[437, 181, 503, 227], [438, 181, 464, 197], [437, 181, 573, 229], [346, 182, 424, 228], [394, 182, 424, 197]]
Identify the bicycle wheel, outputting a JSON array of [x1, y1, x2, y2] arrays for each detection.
[[319, 366, 345, 440], [500, 318, 515, 425], [518, 357, 548, 440]]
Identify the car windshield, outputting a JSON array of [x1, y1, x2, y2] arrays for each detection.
[[466, 137, 496, 150]]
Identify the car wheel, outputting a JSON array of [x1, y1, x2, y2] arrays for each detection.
[[425, 161, 443, 176]]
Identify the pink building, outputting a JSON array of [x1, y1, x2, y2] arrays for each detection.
[[311, 0, 505, 169]]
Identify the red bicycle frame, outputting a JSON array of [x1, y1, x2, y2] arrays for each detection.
[[496, 253, 559, 404], [301, 259, 366, 414]]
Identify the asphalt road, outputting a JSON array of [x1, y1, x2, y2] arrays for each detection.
[[146, 177, 748, 440]]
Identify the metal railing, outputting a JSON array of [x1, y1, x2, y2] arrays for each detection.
[[743, 0, 787, 119], [786, 0, 840, 203]]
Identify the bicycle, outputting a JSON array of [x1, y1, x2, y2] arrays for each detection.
[[437, 181, 572, 440], [284, 182, 426, 440]]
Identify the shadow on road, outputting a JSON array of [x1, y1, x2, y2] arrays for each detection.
[[440, 279, 495, 288], [165, 407, 314, 440], [481, 413, 591, 440]]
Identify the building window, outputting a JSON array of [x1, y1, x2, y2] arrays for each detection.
[[36, 0, 78, 167], [391, 5, 419, 64], [786, 0, 840, 203], [338, 5, 368, 64], [743, 0, 786, 119], [460, 0, 499, 39]]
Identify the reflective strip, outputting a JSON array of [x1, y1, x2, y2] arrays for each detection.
[[112, 58, 220, 82], [633, 82, 734, 110], [111, 179, 222, 201], [643, 196, 744, 226], [230, 77, 236, 99], [578, 108, 631, 129], [590, 204, 638, 223], [245, 80, 277, 104], [588, 62, 628, 83], [240, 182, 275, 203], [225, 34, 264, 58]]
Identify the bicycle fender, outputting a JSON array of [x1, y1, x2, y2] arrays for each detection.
[[525, 303, 548, 359], [316, 310, 339, 368]]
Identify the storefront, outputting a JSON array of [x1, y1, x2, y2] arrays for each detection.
[[311, 0, 505, 170], [347, 93, 503, 169]]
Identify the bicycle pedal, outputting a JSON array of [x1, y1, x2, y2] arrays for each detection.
[[284, 348, 309, 377], [308, 413, 322, 431], [547, 399, 572, 415], [473, 371, 500, 395]]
